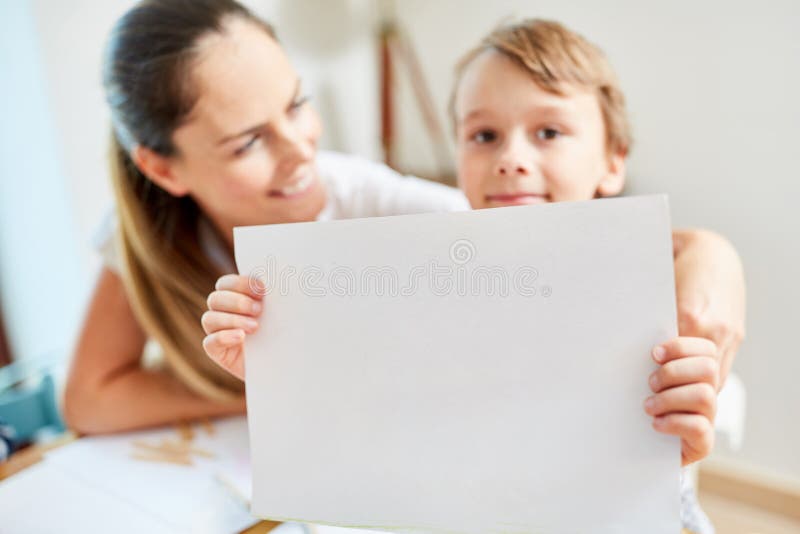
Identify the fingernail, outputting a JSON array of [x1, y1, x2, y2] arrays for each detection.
[[228, 330, 244, 342], [251, 278, 268, 296], [644, 396, 655, 412], [252, 301, 262, 314], [245, 318, 259, 330], [649, 373, 659, 391], [653, 345, 666, 362]]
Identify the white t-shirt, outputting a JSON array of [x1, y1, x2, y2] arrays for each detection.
[[95, 151, 469, 273]]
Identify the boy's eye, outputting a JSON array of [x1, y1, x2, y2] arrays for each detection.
[[472, 129, 497, 144], [536, 128, 561, 141]]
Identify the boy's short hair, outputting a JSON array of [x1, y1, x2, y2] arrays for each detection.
[[451, 19, 632, 156]]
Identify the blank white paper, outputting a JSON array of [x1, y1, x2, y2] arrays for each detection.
[[41, 416, 256, 533], [0, 461, 175, 534], [235, 195, 681, 534]]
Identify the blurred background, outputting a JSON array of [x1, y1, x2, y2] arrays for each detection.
[[1, 0, 798, 531]]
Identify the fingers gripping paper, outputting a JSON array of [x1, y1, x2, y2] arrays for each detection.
[[234, 195, 681, 533]]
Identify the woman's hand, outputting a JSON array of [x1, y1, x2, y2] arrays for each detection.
[[201, 274, 264, 381], [645, 337, 719, 466], [672, 229, 746, 389]]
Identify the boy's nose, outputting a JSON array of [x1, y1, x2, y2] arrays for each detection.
[[494, 155, 531, 177], [493, 133, 535, 177]]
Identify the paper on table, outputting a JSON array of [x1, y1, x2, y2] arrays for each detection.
[[0, 461, 175, 534], [42, 416, 256, 533], [235, 195, 681, 534]]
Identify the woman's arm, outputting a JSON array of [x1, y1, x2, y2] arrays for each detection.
[[64, 267, 245, 435], [672, 228, 746, 389]]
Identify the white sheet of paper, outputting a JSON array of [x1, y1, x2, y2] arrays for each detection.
[[235, 195, 681, 534], [40, 416, 256, 533], [0, 461, 176, 534]]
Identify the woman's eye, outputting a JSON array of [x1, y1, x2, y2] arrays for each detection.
[[235, 134, 261, 156], [472, 130, 497, 144], [289, 95, 310, 113], [536, 128, 561, 141]]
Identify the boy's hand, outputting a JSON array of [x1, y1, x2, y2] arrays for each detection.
[[644, 337, 719, 466], [201, 274, 265, 381]]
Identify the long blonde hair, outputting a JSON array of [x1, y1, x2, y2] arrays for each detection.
[[103, 0, 274, 399]]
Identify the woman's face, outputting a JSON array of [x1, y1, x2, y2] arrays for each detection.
[[152, 18, 326, 239]]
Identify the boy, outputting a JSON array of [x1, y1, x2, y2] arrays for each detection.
[[450, 19, 717, 533]]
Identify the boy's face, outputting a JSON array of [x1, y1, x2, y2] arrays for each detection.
[[454, 50, 626, 209]]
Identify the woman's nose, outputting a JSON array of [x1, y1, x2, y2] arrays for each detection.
[[274, 121, 314, 162]]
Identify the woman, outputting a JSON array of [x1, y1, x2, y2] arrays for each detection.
[[65, 0, 744, 434]]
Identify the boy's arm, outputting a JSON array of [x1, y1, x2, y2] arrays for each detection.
[[671, 228, 746, 389]]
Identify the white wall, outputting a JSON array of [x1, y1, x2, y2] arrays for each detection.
[[5, 0, 799, 483], [244, 0, 382, 161], [0, 2, 86, 366]]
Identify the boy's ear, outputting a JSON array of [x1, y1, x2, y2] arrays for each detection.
[[597, 150, 626, 197], [131, 145, 190, 197]]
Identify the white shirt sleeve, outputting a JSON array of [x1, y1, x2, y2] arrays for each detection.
[[315, 151, 470, 221]]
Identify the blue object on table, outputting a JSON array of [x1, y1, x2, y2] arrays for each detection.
[[0, 417, 14, 461], [0, 366, 65, 446]]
